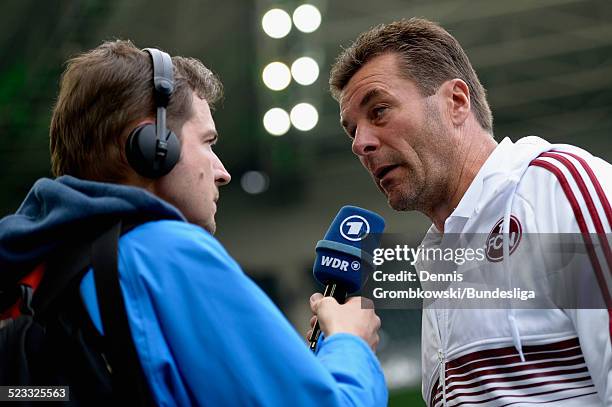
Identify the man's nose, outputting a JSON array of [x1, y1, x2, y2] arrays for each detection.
[[351, 125, 380, 157], [214, 155, 231, 186]]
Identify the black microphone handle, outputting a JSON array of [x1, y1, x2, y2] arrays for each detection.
[[308, 282, 348, 352]]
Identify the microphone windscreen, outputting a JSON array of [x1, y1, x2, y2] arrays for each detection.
[[313, 206, 385, 293]]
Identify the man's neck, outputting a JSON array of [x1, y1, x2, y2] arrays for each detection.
[[430, 129, 497, 233]]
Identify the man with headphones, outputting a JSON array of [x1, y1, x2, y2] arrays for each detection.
[[0, 41, 387, 405]]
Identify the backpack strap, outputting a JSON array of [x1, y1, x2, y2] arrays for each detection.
[[32, 239, 92, 314], [91, 220, 153, 405]]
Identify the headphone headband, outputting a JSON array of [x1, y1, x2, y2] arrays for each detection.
[[143, 48, 174, 108]]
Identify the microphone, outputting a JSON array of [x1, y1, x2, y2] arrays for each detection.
[[308, 205, 385, 351]]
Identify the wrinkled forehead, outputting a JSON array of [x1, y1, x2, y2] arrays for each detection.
[[339, 53, 403, 112], [340, 74, 383, 119]]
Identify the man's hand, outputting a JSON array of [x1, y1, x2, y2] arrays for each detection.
[[307, 293, 381, 351]]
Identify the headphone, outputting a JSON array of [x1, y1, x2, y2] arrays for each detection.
[[125, 48, 181, 178]]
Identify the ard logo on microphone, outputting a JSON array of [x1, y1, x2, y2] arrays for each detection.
[[339, 215, 370, 242]]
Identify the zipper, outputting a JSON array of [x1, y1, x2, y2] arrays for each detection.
[[432, 306, 447, 406], [438, 349, 446, 406]]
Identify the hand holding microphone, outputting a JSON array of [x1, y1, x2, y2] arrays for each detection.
[[307, 206, 385, 352], [308, 293, 381, 351]]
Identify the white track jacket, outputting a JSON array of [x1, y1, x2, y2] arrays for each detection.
[[420, 136, 612, 406]]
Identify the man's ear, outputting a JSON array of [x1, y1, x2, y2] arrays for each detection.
[[440, 79, 470, 127]]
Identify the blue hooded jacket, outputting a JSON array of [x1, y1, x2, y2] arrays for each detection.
[[0, 176, 388, 406]]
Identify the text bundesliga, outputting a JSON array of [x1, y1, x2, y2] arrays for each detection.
[[372, 286, 536, 301]]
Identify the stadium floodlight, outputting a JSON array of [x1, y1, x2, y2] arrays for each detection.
[[241, 171, 270, 194], [291, 57, 319, 86], [290, 103, 318, 131], [292, 4, 321, 33], [263, 108, 291, 136], [262, 62, 291, 91], [262, 9, 292, 39]]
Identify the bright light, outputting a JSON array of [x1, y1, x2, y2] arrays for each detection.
[[262, 62, 291, 91], [290, 103, 318, 131], [291, 57, 319, 86], [241, 171, 270, 194], [263, 108, 291, 136], [292, 4, 321, 33], [262, 9, 292, 39]]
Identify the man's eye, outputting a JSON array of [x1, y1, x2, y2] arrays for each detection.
[[372, 106, 388, 119]]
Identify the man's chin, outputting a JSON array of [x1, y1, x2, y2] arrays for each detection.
[[388, 198, 408, 212], [205, 222, 216, 235], [387, 191, 416, 212], [193, 217, 216, 234]]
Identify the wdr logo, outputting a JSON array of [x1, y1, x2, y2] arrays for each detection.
[[339, 215, 370, 241], [321, 256, 351, 271], [320, 256, 361, 272]]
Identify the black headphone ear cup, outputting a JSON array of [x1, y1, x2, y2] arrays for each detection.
[[126, 124, 156, 178], [161, 131, 181, 174], [126, 124, 180, 178]]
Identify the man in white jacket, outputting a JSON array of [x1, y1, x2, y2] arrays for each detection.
[[329, 18, 611, 406]]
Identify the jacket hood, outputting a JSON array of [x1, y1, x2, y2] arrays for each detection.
[[0, 176, 185, 284]]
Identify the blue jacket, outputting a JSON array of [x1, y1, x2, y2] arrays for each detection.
[[0, 176, 388, 406]]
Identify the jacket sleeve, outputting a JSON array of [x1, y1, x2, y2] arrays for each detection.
[[84, 220, 388, 406], [530, 150, 612, 405]]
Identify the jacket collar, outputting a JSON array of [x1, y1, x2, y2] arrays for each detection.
[[443, 136, 552, 230]]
